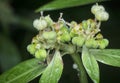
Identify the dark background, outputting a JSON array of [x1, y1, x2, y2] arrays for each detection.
[[0, 0, 120, 83]]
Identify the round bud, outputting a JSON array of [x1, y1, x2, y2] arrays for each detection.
[[98, 40, 106, 49], [70, 29, 78, 38], [35, 49, 47, 61], [43, 31, 56, 40], [85, 38, 98, 48], [92, 39, 98, 48], [91, 4, 105, 14], [82, 20, 88, 30], [33, 19, 39, 29], [96, 33, 103, 39], [60, 25, 69, 33], [103, 39, 109, 47], [70, 21, 77, 27], [27, 44, 36, 55], [72, 35, 85, 47], [45, 15, 53, 26], [60, 33, 71, 42], [33, 19, 47, 30], [95, 11, 109, 21], [32, 36, 38, 43], [87, 19, 96, 29], [97, 39, 109, 49]]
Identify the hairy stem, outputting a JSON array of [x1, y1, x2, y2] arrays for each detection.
[[71, 53, 88, 83]]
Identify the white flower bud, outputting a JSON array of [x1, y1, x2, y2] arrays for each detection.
[[91, 4, 105, 14], [33, 19, 39, 28], [95, 11, 109, 21], [33, 19, 47, 30]]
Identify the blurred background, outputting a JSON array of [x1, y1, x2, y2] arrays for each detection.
[[0, 0, 120, 83]]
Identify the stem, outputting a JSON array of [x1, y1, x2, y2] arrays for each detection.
[[71, 53, 88, 83]]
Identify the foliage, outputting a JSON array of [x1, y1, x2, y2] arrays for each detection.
[[0, 0, 120, 83]]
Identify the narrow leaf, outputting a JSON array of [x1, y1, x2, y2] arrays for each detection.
[[90, 49, 120, 67], [0, 58, 46, 83], [82, 46, 99, 83], [0, 35, 21, 71], [39, 50, 63, 83], [36, 0, 106, 12]]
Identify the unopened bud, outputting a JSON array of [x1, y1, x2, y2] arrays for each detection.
[[45, 15, 53, 26], [27, 44, 36, 55], [72, 35, 85, 47], [35, 49, 47, 61], [85, 38, 98, 48], [33, 19, 47, 30], [95, 11, 109, 21], [60, 33, 71, 42], [91, 4, 105, 14], [97, 39, 109, 49], [43, 31, 56, 40]]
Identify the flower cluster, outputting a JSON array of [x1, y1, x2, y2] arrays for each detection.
[[27, 4, 109, 61]]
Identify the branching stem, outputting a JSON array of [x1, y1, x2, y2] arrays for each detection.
[[71, 53, 88, 83]]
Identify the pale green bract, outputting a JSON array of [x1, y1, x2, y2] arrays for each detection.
[[39, 50, 63, 83]]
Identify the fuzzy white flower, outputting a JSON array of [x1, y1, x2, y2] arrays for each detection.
[[91, 4, 105, 14], [95, 11, 109, 21], [33, 19, 47, 30]]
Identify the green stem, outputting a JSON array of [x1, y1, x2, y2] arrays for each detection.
[[71, 53, 88, 83]]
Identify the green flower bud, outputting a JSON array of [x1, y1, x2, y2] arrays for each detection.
[[60, 25, 69, 33], [103, 39, 109, 47], [33, 19, 47, 30], [43, 31, 56, 40], [85, 38, 98, 48], [96, 33, 103, 39], [27, 44, 36, 55], [32, 36, 38, 43], [95, 11, 109, 21], [45, 15, 53, 26], [60, 33, 71, 42], [70, 21, 77, 27], [35, 49, 47, 61], [87, 19, 96, 29], [91, 4, 105, 14], [98, 39, 109, 49], [70, 28, 78, 38], [97, 40, 106, 49], [97, 39, 109, 49], [92, 40, 98, 48], [72, 35, 85, 47], [82, 20, 88, 30]]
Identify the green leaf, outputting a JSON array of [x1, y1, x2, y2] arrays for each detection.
[[0, 58, 46, 83], [36, 0, 106, 12], [90, 49, 120, 67], [0, 35, 21, 71], [39, 50, 63, 83], [82, 46, 99, 83]]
